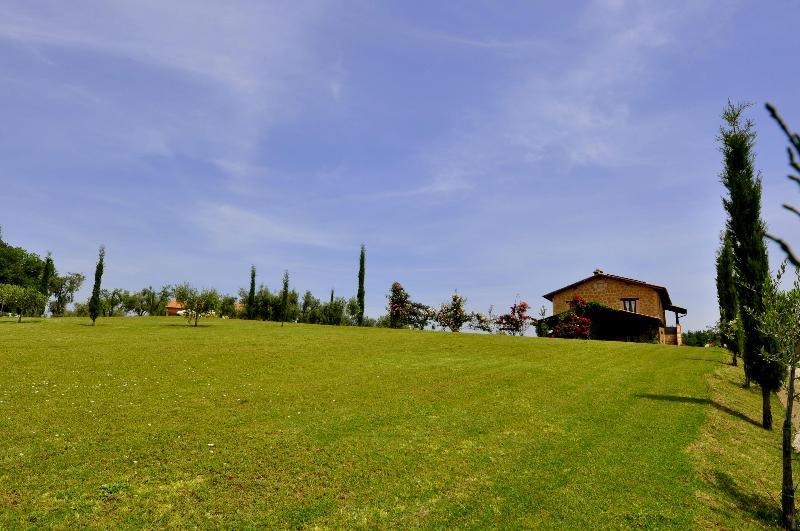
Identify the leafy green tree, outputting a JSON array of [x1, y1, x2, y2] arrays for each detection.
[[254, 285, 272, 321], [0, 233, 48, 290], [174, 283, 220, 327], [280, 270, 290, 326], [716, 231, 743, 365], [752, 263, 800, 528], [246, 265, 256, 320], [0, 284, 21, 316], [49, 273, 85, 316], [219, 295, 237, 318], [0, 284, 45, 322], [720, 102, 783, 429], [101, 288, 126, 317], [322, 289, 347, 326], [357, 244, 366, 325], [300, 290, 321, 323], [346, 296, 360, 325], [88, 245, 105, 325], [139, 285, 172, 316]]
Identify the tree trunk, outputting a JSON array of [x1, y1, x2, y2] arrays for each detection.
[[783, 364, 797, 529], [194, 312, 199, 327], [732, 351, 738, 366], [17, 311, 22, 323], [763, 386, 774, 430]]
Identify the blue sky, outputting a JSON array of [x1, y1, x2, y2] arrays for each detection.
[[1, 0, 798, 329]]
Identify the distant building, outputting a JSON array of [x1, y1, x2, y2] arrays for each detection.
[[542, 269, 686, 345], [166, 300, 185, 317]]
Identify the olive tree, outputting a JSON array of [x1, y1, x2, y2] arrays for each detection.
[[174, 283, 219, 327], [49, 273, 85, 316], [752, 262, 800, 529]]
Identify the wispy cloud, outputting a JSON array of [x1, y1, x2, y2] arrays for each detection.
[[188, 203, 347, 250]]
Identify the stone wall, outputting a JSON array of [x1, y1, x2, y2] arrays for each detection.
[[551, 276, 666, 325]]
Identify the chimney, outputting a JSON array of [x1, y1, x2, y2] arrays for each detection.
[[593, 269, 604, 275]]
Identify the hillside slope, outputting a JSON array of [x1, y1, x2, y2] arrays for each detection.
[[0, 317, 785, 528]]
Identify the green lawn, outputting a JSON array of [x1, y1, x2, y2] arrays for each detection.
[[0, 317, 785, 528]]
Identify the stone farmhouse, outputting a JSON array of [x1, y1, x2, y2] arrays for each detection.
[[542, 270, 687, 345]]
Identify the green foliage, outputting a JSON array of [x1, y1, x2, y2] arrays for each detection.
[[387, 282, 410, 328], [357, 245, 365, 326], [719, 102, 784, 427], [345, 297, 360, 325], [88, 245, 105, 325], [0, 233, 49, 290], [279, 270, 290, 324], [0, 284, 46, 322], [300, 290, 323, 324], [246, 265, 256, 320], [715, 231, 743, 363], [174, 283, 220, 327], [49, 273, 85, 316], [100, 288, 126, 317], [752, 262, 800, 368], [683, 328, 719, 348], [219, 295, 238, 318], [38, 253, 54, 311], [435, 293, 471, 332]]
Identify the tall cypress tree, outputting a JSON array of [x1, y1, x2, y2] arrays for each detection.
[[246, 265, 256, 320], [720, 102, 784, 429], [280, 270, 289, 326], [357, 244, 366, 326], [716, 231, 742, 367], [88, 245, 105, 325], [38, 252, 54, 315]]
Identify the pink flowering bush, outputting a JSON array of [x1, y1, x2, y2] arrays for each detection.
[[495, 300, 533, 336]]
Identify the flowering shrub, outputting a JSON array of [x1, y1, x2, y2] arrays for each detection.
[[388, 282, 411, 328], [435, 293, 471, 332], [551, 312, 591, 339], [470, 305, 497, 333], [495, 301, 533, 336], [551, 294, 591, 339]]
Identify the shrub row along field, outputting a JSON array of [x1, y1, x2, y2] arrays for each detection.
[[0, 317, 787, 528]]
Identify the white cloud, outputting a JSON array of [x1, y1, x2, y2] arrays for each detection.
[[189, 203, 347, 250]]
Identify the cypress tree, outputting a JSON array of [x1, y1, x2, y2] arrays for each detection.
[[716, 231, 742, 367], [39, 252, 54, 315], [88, 245, 105, 325], [247, 265, 256, 320], [357, 244, 366, 326], [720, 102, 784, 429], [280, 270, 289, 326]]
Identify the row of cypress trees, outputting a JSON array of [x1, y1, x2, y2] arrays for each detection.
[[243, 244, 367, 325], [716, 101, 785, 430]]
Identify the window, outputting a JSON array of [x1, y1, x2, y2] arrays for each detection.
[[622, 298, 638, 313]]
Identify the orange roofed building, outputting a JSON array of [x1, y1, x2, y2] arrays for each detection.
[[166, 300, 185, 317], [542, 269, 687, 345]]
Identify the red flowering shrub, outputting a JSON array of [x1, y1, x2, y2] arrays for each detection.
[[552, 294, 591, 339], [551, 312, 591, 339], [496, 301, 532, 336]]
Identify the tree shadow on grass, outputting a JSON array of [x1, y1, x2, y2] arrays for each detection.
[[0, 320, 42, 324], [162, 323, 212, 328], [635, 394, 761, 427], [710, 469, 780, 526]]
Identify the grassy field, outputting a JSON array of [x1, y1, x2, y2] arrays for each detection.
[[0, 317, 789, 528]]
